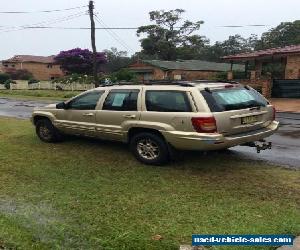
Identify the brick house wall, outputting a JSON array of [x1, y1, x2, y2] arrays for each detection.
[[128, 62, 166, 81], [2, 62, 64, 80], [167, 70, 218, 80], [128, 62, 219, 81], [285, 54, 300, 79]]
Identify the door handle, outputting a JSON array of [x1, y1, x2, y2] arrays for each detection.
[[123, 114, 136, 119], [83, 113, 94, 117]]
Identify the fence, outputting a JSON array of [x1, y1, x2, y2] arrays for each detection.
[[8, 81, 95, 91]]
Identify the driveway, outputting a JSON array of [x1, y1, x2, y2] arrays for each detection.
[[0, 97, 299, 169]]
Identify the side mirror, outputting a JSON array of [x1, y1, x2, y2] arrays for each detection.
[[56, 102, 67, 109]]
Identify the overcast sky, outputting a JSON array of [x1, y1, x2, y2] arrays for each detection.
[[0, 0, 299, 59]]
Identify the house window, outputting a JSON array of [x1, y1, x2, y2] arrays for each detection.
[[4, 64, 8, 67], [47, 64, 53, 68], [173, 74, 182, 80], [11, 64, 15, 67]]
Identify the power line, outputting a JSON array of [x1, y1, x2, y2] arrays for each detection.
[[0, 26, 140, 30], [0, 5, 87, 14], [218, 25, 269, 28], [0, 25, 271, 30], [0, 11, 87, 33], [94, 14, 134, 53]]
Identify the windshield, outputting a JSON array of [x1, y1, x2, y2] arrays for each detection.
[[201, 87, 268, 112]]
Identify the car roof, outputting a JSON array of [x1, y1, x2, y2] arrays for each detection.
[[94, 80, 240, 91]]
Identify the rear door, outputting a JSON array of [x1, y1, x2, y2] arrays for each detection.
[[200, 87, 274, 136], [95, 89, 141, 141]]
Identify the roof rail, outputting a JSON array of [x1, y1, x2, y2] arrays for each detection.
[[146, 80, 194, 86], [194, 80, 240, 84]]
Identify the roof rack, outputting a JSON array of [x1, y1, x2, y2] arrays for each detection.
[[98, 79, 241, 87]]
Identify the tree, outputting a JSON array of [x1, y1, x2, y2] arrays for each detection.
[[54, 48, 107, 75], [201, 34, 255, 62], [176, 35, 210, 59], [137, 9, 204, 60], [257, 20, 300, 49], [103, 47, 133, 72]]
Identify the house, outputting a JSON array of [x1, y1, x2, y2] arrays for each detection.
[[222, 44, 300, 98], [128, 60, 244, 81], [1, 55, 64, 80]]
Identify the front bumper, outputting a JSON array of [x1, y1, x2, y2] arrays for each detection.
[[162, 121, 279, 151]]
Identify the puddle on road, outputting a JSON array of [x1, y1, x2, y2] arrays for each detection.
[[14, 104, 36, 108], [0, 98, 53, 119]]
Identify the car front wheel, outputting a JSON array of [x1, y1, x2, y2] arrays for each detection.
[[36, 119, 62, 143], [130, 132, 169, 165]]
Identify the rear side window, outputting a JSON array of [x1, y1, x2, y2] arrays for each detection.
[[146, 91, 192, 112], [201, 87, 268, 112], [103, 90, 139, 111]]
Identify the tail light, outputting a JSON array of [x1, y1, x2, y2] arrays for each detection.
[[191, 117, 217, 133], [272, 106, 276, 121]]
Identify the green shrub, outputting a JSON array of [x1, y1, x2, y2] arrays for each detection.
[[111, 69, 137, 82], [7, 69, 33, 80], [28, 79, 40, 84], [233, 70, 249, 79], [4, 79, 13, 89], [0, 73, 10, 84], [214, 71, 227, 81]]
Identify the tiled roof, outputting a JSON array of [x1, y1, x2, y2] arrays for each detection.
[[222, 44, 300, 60], [143, 60, 244, 71], [3, 55, 55, 64]]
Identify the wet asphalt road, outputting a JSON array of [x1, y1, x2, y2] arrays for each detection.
[[0, 97, 299, 169]]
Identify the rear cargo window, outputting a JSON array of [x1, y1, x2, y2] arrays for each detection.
[[201, 87, 268, 112]]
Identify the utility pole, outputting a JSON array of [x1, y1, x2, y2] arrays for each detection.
[[89, 0, 98, 87]]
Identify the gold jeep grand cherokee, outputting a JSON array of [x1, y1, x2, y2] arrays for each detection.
[[31, 81, 279, 165]]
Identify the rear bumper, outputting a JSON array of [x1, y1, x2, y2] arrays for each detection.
[[162, 121, 279, 151]]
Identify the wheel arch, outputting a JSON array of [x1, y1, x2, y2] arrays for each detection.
[[127, 127, 166, 143], [32, 112, 55, 125]]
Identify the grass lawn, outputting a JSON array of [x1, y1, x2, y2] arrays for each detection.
[[0, 90, 82, 101], [0, 117, 299, 250]]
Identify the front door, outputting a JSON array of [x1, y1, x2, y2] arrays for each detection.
[[95, 89, 141, 141], [56, 90, 104, 136]]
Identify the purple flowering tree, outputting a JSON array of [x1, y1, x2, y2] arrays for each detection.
[[54, 48, 107, 75]]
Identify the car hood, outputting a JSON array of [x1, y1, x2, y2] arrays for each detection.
[[34, 103, 57, 111], [44, 103, 57, 109]]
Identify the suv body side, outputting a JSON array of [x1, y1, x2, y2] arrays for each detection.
[[32, 84, 279, 152]]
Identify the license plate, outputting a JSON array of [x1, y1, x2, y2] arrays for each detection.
[[241, 115, 258, 124]]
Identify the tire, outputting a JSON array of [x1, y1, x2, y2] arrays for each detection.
[[130, 132, 169, 165], [35, 119, 62, 143]]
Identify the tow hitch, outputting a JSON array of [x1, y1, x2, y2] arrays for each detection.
[[241, 139, 272, 153]]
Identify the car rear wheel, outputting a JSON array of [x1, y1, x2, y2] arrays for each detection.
[[36, 119, 62, 143], [130, 132, 169, 165]]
